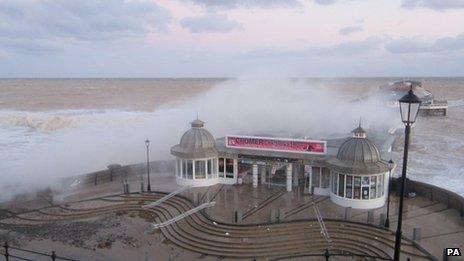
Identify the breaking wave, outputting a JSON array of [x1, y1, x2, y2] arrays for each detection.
[[0, 112, 76, 132], [1, 78, 463, 200], [0, 109, 138, 133]]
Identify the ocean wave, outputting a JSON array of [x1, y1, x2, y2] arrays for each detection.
[[0, 111, 77, 132], [0, 109, 131, 132]]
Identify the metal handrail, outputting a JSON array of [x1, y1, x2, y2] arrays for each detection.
[[152, 201, 216, 229], [270, 250, 393, 260], [2, 242, 78, 261], [142, 186, 190, 209], [313, 202, 331, 244]]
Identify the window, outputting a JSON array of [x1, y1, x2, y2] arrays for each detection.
[[226, 158, 234, 178], [330, 172, 337, 194], [362, 186, 369, 200], [370, 176, 377, 199], [313, 167, 321, 188], [321, 168, 330, 188], [361, 176, 370, 199], [334, 174, 386, 200], [333, 173, 338, 195], [207, 159, 212, 179], [354, 176, 361, 199], [218, 158, 224, 178], [362, 176, 370, 186], [331, 173, 335, 193], [213, 159, 218, 178], [377, 174, 383, 197], [182, 160, 187, 178], [346, 175, 353, 199], [187, 160, 193, 179], [195, 160, 206, 179], [338, 174, 345, 197]]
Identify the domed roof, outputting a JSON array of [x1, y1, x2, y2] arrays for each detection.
[[327, 124, 388, 174], [337, 125, 379, 163], [171, 119, 218, 159]]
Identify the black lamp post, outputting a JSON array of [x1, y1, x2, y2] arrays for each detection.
[[385, 159, 394, 228], [393, 87, 421, 261], [145, 139, 151, 192]]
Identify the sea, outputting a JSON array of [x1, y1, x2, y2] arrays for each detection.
[[1, 78, 463, 200]]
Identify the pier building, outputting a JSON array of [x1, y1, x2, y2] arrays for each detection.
[[171, 118, 392, 209]]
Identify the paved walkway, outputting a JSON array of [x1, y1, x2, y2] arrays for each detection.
[[2, 169, 463, 260], [185, 182, 463, 259]]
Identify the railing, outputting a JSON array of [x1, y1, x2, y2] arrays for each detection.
[[271, 249, 393, 260], [313, 202, 331, 244], [142, 186, 190, 209], [1, 242, 78, 261], [151, 201, 216, 229]]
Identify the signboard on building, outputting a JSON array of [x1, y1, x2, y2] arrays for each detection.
[[226, 135, 326, 155]]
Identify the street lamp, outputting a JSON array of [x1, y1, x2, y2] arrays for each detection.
[[393, 86, 421, 261], [384, 159, 394, 228], [145, 139, 151, 192]]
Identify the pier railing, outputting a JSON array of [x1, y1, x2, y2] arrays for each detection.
[[270, 249, 393, 260], [313, 202, 331, 244], [151, 201, 216, 229], [142, 185, 190, 209], [1, 242, 78, 261]]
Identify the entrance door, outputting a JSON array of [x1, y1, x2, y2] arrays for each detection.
[[362, 187, 369, 200], [263, 164, 287, 187]]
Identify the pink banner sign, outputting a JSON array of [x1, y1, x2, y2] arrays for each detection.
[[226, 135, 326, 155]]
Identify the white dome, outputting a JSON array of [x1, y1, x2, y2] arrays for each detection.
[[171, 119, 218, 159]]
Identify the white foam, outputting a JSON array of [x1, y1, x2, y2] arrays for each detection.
[[0, 78, 423, 201]]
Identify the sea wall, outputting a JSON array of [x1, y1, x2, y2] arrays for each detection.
[[392, 177, 464, 218], [79, 161, 464, 218], [79, 160, 175, 186]]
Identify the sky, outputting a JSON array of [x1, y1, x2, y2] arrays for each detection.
[[1, 0, 464, 77]]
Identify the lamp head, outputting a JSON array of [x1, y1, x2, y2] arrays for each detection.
[[399, 87, 421, 125]]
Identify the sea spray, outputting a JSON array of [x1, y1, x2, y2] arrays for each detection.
[[0, 78, 403, 200]]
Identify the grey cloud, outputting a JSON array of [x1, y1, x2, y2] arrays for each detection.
[[434, 34, 464, 51], [314, 0, 338, 5], [0, 38, 61, 54], [402, 0, 464, 10], [339, 26, 363, 35], [184, 0, 300, 9], [385, 33, 464, 53], [247, 37, 385, 59], [324, 37, 384, 55], [180, 13, 243, 33], [0, 0, 171, 54], [385, 38, 432, 53]]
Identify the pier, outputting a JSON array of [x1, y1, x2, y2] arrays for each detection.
[[419, 100, 448, 116]]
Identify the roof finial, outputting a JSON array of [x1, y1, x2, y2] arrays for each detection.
[[190, 116, 205, 128], [196, 112, 199, 120], [352, 118, 366, 138]]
